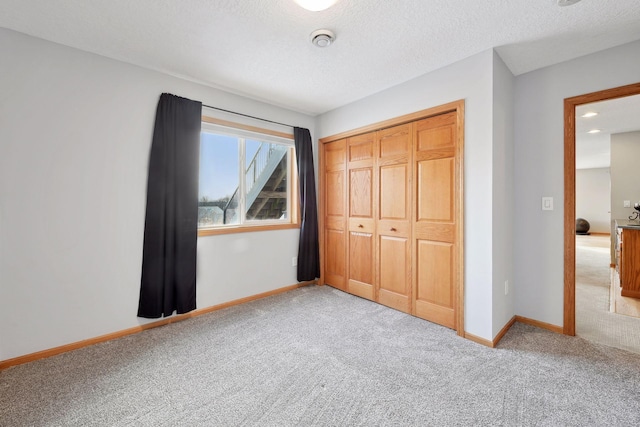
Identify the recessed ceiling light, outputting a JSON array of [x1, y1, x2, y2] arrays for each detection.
[[581, 112, 598, 118], [557, 0, 582, 6], [294, 0, 338, 11], [587, 129, 601, 134]]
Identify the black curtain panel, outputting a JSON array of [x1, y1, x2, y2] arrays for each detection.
[[138, 93, 202, 318], [294, 127, 320, 281]]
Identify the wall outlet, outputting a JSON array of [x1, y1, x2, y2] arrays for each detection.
[[624, 200, 631, 208], [292, 257, 297, 267], [504, 280, 509, 295]]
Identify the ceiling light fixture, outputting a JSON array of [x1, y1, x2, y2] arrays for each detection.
[[581, 112, 598, 118], [557, 0, 582, 6], [587, 129, 601, 134], [310, 29, 335, 48], [294, 0, 338, 12]]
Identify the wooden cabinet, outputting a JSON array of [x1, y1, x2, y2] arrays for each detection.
[[320, 102, 464, 332], [619, 226, 640, 299]]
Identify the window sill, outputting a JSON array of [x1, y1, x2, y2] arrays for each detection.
[[198, 222, 300, 237]]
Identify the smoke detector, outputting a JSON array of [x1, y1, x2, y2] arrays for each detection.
[[557, 0, 582, 6], [310, 29, 335, 48]]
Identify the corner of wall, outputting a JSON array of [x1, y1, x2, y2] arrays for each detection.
[[491, 50, 516, 338]]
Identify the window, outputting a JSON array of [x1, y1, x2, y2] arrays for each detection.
[[198, 120, 297, 235]]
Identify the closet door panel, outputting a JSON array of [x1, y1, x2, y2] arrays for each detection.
[[380, 132, 410, 158], [417, 158, 454, 223], [348, 230, 374, 299], [376, 124, 412, 313], [326, 171, 345, 216], [326, 141, 347, 167], [378, 235, 411, 312], [349, 135, 374, 162], [347, 133, 376, 299], [379, 164, 408, 220], [414, 223, 455, 243], [413, 112, 458, 328], [415, 240, 455, 328], [350, 168, 373, 218], [325, 229, 346, 289], [416, 113, 455, 151], [323, 139, 347, 291]]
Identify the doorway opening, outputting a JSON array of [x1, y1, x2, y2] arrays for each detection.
[[564, 82, 640, 347]]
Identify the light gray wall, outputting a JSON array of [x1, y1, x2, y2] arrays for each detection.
[[611, 131, 640, 222], [0, 29, 315, 361], [513, 39, 640, 326], [492, 52, 515, 337], [319, 49, 498, 341], [576, 167, 610, 234]]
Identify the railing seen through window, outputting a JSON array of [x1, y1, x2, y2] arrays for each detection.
[[198, 122, 296, 230]]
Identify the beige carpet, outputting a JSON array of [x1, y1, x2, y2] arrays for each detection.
[[2, 285, 640, 426], [576, 234, 640, 354]]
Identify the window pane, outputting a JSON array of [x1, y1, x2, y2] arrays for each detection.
[[198, 122, 295, 231], [198, 133, 240, 227], [244, 141, 289, 221]]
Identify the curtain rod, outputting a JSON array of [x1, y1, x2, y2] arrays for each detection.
[[202, 104, 295, 129]]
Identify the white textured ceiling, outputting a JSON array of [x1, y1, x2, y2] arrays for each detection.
[[1, 0, 640, 115]]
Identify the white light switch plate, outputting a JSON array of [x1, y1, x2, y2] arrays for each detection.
[[542, 197, 553, 211], [624, 200, 631, 208]]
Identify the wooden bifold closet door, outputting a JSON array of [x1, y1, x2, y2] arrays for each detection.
[[347, 133, 376, 300], [377, 124, 412, 313], [322, 139, 347, 292], [412, 112, 458, 329], [320, 102, 463, 333]]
